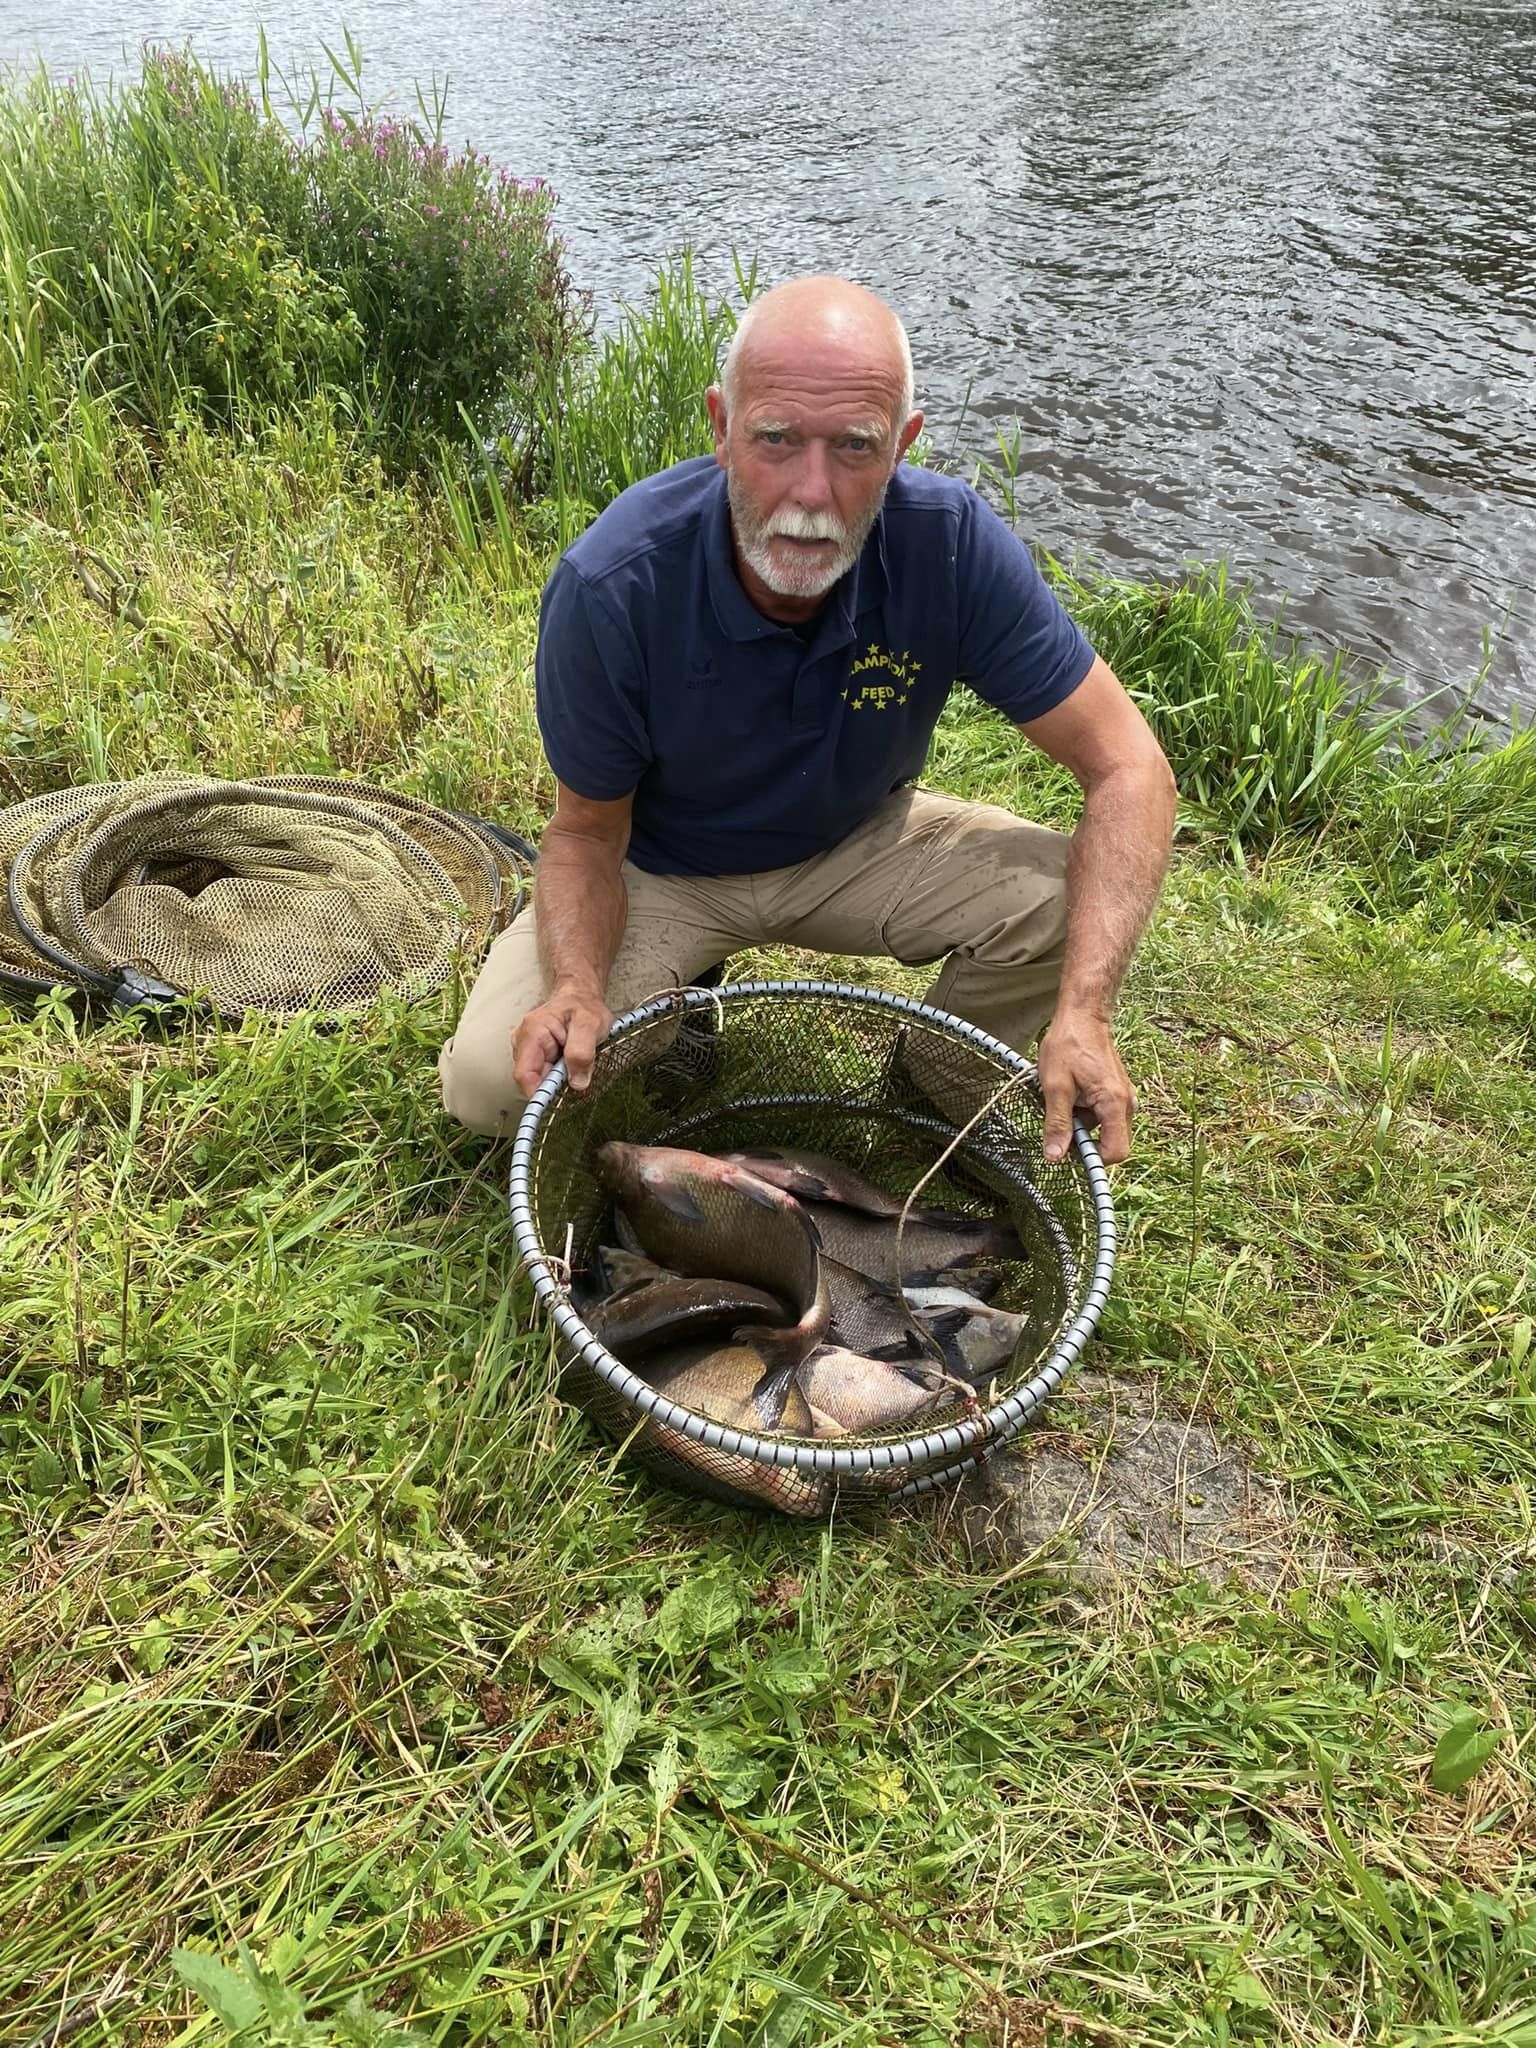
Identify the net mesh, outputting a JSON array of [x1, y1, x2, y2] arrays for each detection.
[[516, 985, 1112, 1514], [1, 773, 530, 1015], [1, 781, 140, 991]]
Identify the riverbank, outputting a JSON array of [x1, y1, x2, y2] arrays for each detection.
[[3, 55, 1536, 2046], [3, 364, 1535, 2048]]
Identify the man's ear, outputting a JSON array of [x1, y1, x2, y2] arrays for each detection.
[[705, 385, 730, 470], [895, 409, 925, 465]]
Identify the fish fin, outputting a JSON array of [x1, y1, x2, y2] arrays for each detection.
[[642, 1177, 707, 1223], [935, 1264, 1004, 1301], [809, 1406, 848, 1439], [749, 1350, 801, 1428], [916, 1307, 971, 1340], [894, 1363, 955, 1391], [581, 1245, 612, 1292], [734, 1171, 788, 1211], [911, 1207, 992, 1233], [865, 1331, 930, 1363], [587, 1253, 652, 1306], [729, 1152, 834, 1201], [905, 1265, 958, 1288], [736, 1321, 810, 1363], [613, 1208, 646, 1256]]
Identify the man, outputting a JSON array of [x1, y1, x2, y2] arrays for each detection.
[[439, 275, 1175, 1161]]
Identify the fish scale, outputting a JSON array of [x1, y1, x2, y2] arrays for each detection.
[[801, 1200, 1025, 1290], [823, 1255, 945, 1365]]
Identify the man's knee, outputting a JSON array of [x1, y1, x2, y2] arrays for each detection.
[[437, 1033, 527, 1139], [956, 813, 1070, 967]]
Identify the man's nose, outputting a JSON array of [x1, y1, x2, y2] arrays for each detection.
[[791, 441, 834, 509]]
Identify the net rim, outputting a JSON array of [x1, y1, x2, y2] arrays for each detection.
[[509, 978, 1118, 1483]]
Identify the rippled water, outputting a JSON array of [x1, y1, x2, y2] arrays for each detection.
[[6, 0, 1534, 719]]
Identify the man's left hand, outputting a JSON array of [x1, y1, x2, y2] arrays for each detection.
[[1037, 1010, 1137, 1164]]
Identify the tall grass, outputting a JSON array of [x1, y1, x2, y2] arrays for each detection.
[[1347, 724, 1536, 927], [448, 246, 753, 552], [1022, 561, 1534, 921], [0, 44, 582, 469], [1045, 563, 1409, 843]]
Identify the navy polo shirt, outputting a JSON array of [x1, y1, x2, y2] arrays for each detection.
[[534, 456, 1095, 877]]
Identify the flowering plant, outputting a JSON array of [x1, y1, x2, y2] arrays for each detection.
[[0, 47, 584, 469]]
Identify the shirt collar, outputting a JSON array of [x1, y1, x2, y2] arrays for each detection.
[[703, 468, 891, 651]]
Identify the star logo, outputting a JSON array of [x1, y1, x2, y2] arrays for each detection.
[[851, 698, 864, 711]]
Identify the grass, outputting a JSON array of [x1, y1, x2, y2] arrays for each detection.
[[2, 51, 1536, 2045]]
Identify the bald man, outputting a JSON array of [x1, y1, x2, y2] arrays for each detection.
[[439, 276, 1176, 1162]]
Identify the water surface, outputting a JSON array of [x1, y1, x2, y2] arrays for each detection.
[[6, 0, 1533, 719]]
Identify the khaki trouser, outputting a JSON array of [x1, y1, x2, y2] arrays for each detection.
[[438, 786, 1070, 1138]]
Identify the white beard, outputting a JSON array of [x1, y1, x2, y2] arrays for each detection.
[[727, 473, 886, 600]]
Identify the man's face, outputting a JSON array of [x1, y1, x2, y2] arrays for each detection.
[[706, 345, 923, 614]]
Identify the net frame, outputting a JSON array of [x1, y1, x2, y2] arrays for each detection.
[[510, 980, 1117, 1507], [1, 782, 135, 995]]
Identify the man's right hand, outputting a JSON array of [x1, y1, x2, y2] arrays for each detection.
[[512, 985, 614, 1098]]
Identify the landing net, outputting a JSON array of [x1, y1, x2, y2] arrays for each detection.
[[1, 772, 533, 1018]]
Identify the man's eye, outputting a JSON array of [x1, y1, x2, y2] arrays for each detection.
[[758, 430, 786, 446], [846, 437, 870, 452]]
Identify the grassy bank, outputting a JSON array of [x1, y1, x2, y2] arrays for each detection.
[[4, 47, 1536, 2048]]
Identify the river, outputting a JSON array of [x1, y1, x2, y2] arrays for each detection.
[[5, 0, 1533, 722]]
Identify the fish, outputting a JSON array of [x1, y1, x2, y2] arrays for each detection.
[[907, 1266, 1007, 1304], [575, 1242, 790, 1358], [640, 1412, 832, 1515], [800, 1200, 1025, 1291], [823, 1255, 947, 1367], [584, 1271, 791, 1359], [722, 1148, 954, 1222], [910, 1297, 1026, 1381], [647, 1337, 817, 1435], [795, 1344, 971, 1435], [596, 1142, 830, 1365], [621, 1335, 835, 1515], [575, 1243, 668, 1304], [903, 1283, 997, 1314]]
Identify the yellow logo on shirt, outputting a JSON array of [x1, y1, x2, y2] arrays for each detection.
[[843, 642, 921, 711]]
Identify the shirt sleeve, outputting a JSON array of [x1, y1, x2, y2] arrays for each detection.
[[534, 559, 653, 800], [954, 485, 1096, 722]]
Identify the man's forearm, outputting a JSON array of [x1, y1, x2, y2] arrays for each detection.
[[1056, 764, 1176, 1019], [534, 830, 628, 998]]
